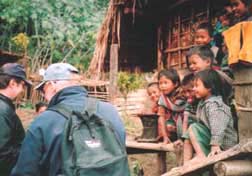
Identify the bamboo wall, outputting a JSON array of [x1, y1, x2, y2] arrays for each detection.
[[114, 88, 149, 117]]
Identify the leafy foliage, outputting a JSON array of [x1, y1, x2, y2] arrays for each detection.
[[0, 0, 109, 71], [117, 72, 144, 100]]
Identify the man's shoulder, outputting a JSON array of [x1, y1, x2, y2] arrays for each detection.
[[0, 98, 10, 107], [29, 110, 66, 130], [96, 101, 117, 114]]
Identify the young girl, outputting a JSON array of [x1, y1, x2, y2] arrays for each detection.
[[157, 69, 186, 143], [184, 69, 238, 163], [146, 82, 160, 114]]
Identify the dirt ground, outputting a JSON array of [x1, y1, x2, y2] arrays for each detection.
[[17, 108, 177, 176]]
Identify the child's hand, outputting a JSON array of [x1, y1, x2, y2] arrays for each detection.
[[208, 145, 222, 157], [173, 139, 183, 149]]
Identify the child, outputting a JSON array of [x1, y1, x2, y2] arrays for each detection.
[[173, 73, 198, 146], [157, 69, 186, 143], [194, 22, 224, 67], [213, 4, 233, 49], [187, 45, 233, 104], [184, 69, 238, 163], [230, 0, 252, 23], [35, 102, 48, 114], [146, 82, 160, 114], [180, 73, 198, 135]]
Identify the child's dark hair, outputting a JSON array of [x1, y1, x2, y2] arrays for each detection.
[[186, 45, 214, 68], [196, 22, 213, 37], [158, 68, 180, 86], [194, 69, 223, 97], [181, 73, 195, 86], [240, 0, 252, 6], [35, 102, 48, 112], [147, 82, 159, 88]]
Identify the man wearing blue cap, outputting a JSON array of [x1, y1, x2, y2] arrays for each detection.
[[0, 63, 32, 176], [11, 63, 127, 176]]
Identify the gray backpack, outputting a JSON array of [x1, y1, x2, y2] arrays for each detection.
[[50, 98, 130, 176]]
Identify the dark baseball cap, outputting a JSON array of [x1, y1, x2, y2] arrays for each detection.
[[0, 63, 32, 86]]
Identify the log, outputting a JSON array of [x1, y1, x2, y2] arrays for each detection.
[[214, 160, 252, 176], [126, 140, 175, 152]]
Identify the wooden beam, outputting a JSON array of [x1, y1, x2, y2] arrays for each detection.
[[214, 160, 252, 176], [158, 152, 167, 175], [109, 44, 119, 102], [161, 139, 252, 176], [126, 140, 175, 152], [161, 143, 246, 176], [167, 0, 191, 12], [157, 25, 163, 70]]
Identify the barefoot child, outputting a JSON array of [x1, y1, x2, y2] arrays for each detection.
[[157, 69, 186, 143], [174, 73, 199, 161], [146, 82, 160, 114], [184, 69, 238, 163]]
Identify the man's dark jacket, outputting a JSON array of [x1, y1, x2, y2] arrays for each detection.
[[11, 86, 126, 176], [0, 94, 25, 176]]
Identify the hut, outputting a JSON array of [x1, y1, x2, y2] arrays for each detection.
[[88, 0, 228, 96], [88, 0, 229, 74], [89, 0, 252, 175]]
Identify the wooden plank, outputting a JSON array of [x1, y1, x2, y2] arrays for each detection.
[[161, 140, 252, 176], [126, 140, 175, 153]]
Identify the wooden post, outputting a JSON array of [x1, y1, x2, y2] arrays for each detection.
[[157, 25, 163, 70], [233, 67, 252, 141], [214, 160, 252, 176], [109, 44, 119, 102], [158, 152, 167, 175]]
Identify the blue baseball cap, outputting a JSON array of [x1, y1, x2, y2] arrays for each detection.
[[35, 63, 79, 90], [0, 63, 32, 86]]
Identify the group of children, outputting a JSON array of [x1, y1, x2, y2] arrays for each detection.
[[146, 1, 252, 165], [147, 45, 238, 165]]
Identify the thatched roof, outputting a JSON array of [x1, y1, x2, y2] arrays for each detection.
[[87, 0, 179, 79]]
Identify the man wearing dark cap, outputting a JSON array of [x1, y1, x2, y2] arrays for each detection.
[[0, 63, 32, 176]]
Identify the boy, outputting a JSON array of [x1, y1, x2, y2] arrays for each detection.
[[194, 22, 224, 67], [35, 102, 48, 114]]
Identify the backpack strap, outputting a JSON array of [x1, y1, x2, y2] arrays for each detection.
[[48, 98, 98, 120], [83, 98, 98, 117]]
